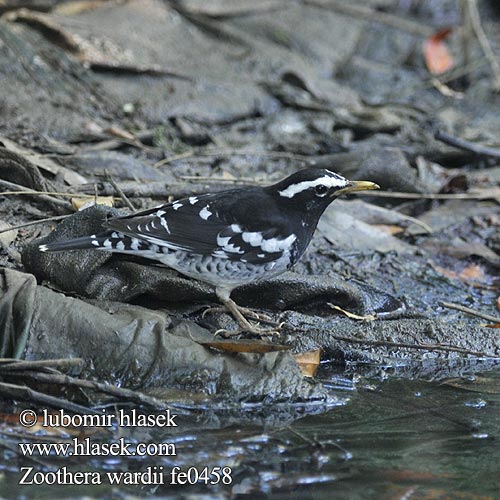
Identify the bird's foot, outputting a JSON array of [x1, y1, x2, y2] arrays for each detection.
[[215, 322, 283, 338], [208, 297, 282, 337], [202, 305, 274, 324]]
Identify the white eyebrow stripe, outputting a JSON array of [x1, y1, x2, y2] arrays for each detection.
[[278, 175, 347, 198]]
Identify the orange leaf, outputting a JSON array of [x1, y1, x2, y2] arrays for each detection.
[[294, 349, 321, 378], [497, 296, 500, 310], [423, 28, 454, 75], [482, 324, 500, 329]]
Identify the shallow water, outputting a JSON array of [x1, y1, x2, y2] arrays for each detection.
[[2, 362, 500, 499]]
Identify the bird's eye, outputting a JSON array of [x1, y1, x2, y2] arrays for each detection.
[[315, 184, 328, 197]]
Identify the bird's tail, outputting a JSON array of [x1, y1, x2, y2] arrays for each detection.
[[39, 232, 111, 253]]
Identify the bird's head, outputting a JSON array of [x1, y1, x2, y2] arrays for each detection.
[[268, 168, 379, 214]]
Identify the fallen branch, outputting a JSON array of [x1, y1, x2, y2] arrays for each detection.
[[466, 0, 500, 92], [434, 130, 500, 159], [286, 326, 495, 357], [0, 381, 100, 415], [0, 358, 84, 371], [438, 301, 500, 324]]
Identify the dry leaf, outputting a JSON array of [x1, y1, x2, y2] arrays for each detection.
[[481, 323, 500, 329], [294, 349, 321, 378], [459, 264, 486, 282], [106, 126, 136, 141], [497, 297, 500, 310], [0, 221, 18, 247], [328, 303, 376, 321], [423, 28, 454, 75], [195, 338, 290, 354], [72, 196, 114, 211], [372, 224, 404, 235]]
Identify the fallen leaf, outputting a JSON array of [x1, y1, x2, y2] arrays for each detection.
[[71, 196, 114, 211], [481, 323, 500, 329], [497, 297, 500, 310], [294, 349, 321, 378], [106, 126, 136, 141], [459, 264, 486, 282], [195, 338, 290, 354], [371, 224, 404, 235], [423, 27, 454, 75], [328, 303, 376, 321], [0, 221, 18, 247]]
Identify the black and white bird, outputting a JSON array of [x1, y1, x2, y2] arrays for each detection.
[[39, 168, 379, 333]]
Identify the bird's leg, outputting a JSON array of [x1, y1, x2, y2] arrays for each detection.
[[212, 287, 281, 336]]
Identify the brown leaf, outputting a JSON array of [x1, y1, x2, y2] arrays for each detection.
[[294, 349, 321, 378], [195, 338, 290, 354], [423, 28, 454, 75], [371, 224, 404, 235], [459, 264, 486, 282], [482, 323, 500, 329], [328, 303, 376, 321], [497, 296, 500, 310], [71, 196, 114, 211]]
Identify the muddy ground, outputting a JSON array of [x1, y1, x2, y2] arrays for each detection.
[[1, 0, 500, 405]]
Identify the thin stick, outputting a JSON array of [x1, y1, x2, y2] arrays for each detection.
[[435, 130, 500, 159], [0, 381, 99, 415], [0, 358, 84, 371], [0, 215, 69, 235], [358, 189, 500, 201], [104, 170, 135, 210], [9, 371, 170, 411], [0, 179, 71, 210], [438, 301, 500, 324], [304, 0, 432, 37], [154, 149, 311, 168], [467, 0, 500, 91], [286, 326, 495, 357]]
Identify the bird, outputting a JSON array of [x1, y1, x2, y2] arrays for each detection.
[[39, 168, 379, 334]]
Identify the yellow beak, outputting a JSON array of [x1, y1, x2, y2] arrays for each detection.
[[333, 180, 380, 197]]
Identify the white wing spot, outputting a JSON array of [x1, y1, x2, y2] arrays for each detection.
[[199, 205, 212, 220], [91, 240, 100, 247], [189, 196, 198, 205], [160, 217, 170, 233], [172, 202, 182, 210], [116, 241, 125, 251], [242, 231, 263, 247]]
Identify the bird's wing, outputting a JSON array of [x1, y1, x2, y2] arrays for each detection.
[[104, 192, 296, 264]]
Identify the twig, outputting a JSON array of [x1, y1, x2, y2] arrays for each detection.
[[8, 371, 172, 412], [178, 175, 264, 185], [0, 215, 69, 236], [0, 381, 99, 414], [304, 0, 432, 37], [466, 0, 500, 92], [438, 301, 500, 324], [154, 148, 312, 168], [358, 189, 500, 201], [285, 326, 494, 357], [434, 130, 500, 159], [0, 358, 84, 371], [104, 170, 135, 210], [0, 179, 72, 210]]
